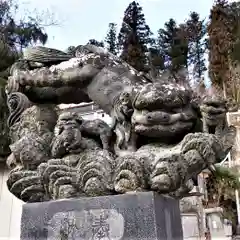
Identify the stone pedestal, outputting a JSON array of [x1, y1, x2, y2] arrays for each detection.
[[20, 192, 183, 240]]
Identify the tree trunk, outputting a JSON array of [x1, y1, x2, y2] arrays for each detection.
[[0, 86, 10, 158]]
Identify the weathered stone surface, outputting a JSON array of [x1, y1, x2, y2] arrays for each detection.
[[20, 192, 183, 240], [4, 44, 234, 202], [200, 94, 236, 155]]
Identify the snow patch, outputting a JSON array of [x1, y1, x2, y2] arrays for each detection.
[[162, 83, 185, 91], [49, 58, 82, 72], [58, 102, 94, 109], [49, 53, 98, 72], [130, 69, 135, 75]]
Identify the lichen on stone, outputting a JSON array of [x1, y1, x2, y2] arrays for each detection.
[[4, 44, 233, 202]]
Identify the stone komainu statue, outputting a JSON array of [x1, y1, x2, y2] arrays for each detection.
[[4, 44, 236, 202]]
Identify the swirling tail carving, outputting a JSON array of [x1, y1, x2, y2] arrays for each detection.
[[7, 92, 32, 127]]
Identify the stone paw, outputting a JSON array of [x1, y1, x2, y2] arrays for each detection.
[[181, 132, 224, 166], [7, 169, 45, 202], [170, 179, 195, 198], [113, 155, 146, 193], [49, 170, 78, 199], [149, 152, 186, 193], [38, 160, 78, 199], [77, 150, 113, 196], [83, 177, 107, 196], [57, 185, 79, 199]]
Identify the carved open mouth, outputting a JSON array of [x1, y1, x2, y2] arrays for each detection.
[[204, 114, 216, 121], [134, 121, 193, 138], [201, 103, 227, 121], [204, 112, 226, 121]]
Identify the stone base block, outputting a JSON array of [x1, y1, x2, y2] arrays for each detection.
[[20, 192, 183, 239]]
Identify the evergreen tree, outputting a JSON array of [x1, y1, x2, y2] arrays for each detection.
[[0, 1, 49, 69], [147, 40, 165, 78], [87, 39, 104, 47], [66, 46, 76, 56], [208, 0, 235, 96], [105, 23, 117, 55], [186, 12, 207, 81], [118, 1, 153, 71], [157, 19, 189, 78], [174, 23, 189, 72], [0, 0, 51, 158], [228, 1, 240, 63], [224, 2, 240, 108]]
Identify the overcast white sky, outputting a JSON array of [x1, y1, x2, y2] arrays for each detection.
[[16, 0, 218, 51], [15, 0, 236, 86]]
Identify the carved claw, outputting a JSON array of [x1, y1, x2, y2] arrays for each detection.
[[148, 133, 224, 196], [77, 150, 113, 196], [181, 132, 224, 166], [149, 153, 185, 193], [7, 170, 35, 188], [49, 170, 78, 199], [57, 185, 78, 199], [21, 184, 45, 202], [38, 160, 78, 199], [113, 155, 146, 193], [170, 179, 194, 198], [52, 176, 76, 199], [7, 170, 45, 202], [83, 177, 107, 196]]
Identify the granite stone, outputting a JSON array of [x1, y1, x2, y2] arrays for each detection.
[[20, 192, 183, 240], [6, 45, 229, 202]]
